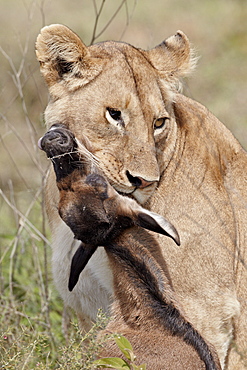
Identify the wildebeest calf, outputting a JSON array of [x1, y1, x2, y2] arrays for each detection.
[[39, 124, 221, 369]]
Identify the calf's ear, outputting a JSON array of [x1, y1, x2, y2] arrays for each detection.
[[35, 24, 104, 93], [69, 243, 97, 291], [116, 195, 180, 245], [136, 210, 180, 246]]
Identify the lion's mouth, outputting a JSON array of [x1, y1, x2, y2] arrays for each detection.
[[76, 139, 157, 205], [112, 182, 157, 205]]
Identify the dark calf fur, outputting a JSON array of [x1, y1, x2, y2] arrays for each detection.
[[39, 124, 221, 370]]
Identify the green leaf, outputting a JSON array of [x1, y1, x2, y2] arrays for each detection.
[[133, 364, 147, 370], [113, 335, 133, 352], [113, 334, 135, 361], [93, 357, 130, 369]]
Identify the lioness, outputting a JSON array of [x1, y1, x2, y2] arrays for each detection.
[[36, 25, 247, 369]]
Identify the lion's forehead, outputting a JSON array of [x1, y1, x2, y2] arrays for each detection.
[[89, 40, 149, 66], [90, 41, 169, 96]]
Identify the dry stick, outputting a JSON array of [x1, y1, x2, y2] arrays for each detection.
[[41, 169, 56, 348], [1, 299, 55, 333], [21, 341, 37, 369], [1, 184, 56, 347], [0, 302, 37, 324], [90, 0, 106, 45], [0, 114, 45, 176], [12, 55, 39, 153], [0, 185, 48, 301], [0, 44, 37, 138], [7, 179, 19, 228], [28, 63, 46, 111], [0, 63, 39, 122], [31, 236, 56, 350], [0, 189, 50, 246], [0, 34, 43, 188], [92, 0, 99, 16], [0, 134, 32, 191], [90, 0, 129, 45], [0, 0, 38, 137], [119, 0, 130, 41], [94, 0, 128, 42], [119, 0, 137, 41], [39, 0, 47, 28], [8, 227, 21, 306]]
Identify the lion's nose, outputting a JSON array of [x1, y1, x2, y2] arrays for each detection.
[[126, 171, 156, 189]]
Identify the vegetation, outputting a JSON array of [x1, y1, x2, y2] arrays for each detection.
[[0, 0, 246, 368], [93, 334, 146, 369]]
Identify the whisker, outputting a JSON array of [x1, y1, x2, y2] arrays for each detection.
[[49, 150, 78, 160], [75, 138, 103, 172]]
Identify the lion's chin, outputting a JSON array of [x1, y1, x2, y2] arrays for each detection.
[[132, 186, 156, 204], [128, 183, 157, 204], [110, 180, 157, 205]]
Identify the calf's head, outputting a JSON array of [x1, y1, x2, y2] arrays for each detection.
[[39, 124, 180, 290]]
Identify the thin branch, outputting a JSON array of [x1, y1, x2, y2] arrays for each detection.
[[0, 115, 45, 176], [94, 0, 127, 42], [39, 0, 47, 28], [0, 134, 31, 190], [0, 189, 51, 245], [119, 0, 137, 41], [0, 63, 39, 120], [92, 0, 98, 17], [7, 179, 19, 228], [90, 0, 106, 45]]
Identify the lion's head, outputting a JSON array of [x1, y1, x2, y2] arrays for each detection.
[[36, 24, 196, 203]]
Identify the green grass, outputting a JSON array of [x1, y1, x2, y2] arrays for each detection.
[[0, 190, 109, 368], [0, 0, 246, 368], [0, 304, 109, 369]]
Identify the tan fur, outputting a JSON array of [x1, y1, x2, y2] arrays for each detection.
[[97, 228, 221, 370], [36, 25, 247, 369]]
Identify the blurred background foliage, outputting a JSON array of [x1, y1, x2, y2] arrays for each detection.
[[0, 0, 246, 368]]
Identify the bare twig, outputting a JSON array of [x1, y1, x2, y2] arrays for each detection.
[[39, 0, 47, 27], [92, 0, 98, 16], [90, 0, 106, 45], [0, 115, 45, 176], [0, 134, 32, 190], [40, 170, 56, 347], [119, 0, 137, 41], [90, 0, 135, 45], [94, 0, 127, 42], [0, 189, 50, 245], [7, 180, 19, 228]]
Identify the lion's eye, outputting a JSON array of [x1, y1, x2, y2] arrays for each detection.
[[154, 117, 168, 130], [108, 109, 121, 121], [106, 108, 124, 127]]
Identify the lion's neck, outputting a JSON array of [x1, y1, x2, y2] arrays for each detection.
[[159, 94, 241, 187]]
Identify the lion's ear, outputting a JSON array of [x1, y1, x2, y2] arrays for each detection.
[[35, 24, 104, 92], [146, 31, 197, 84]]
